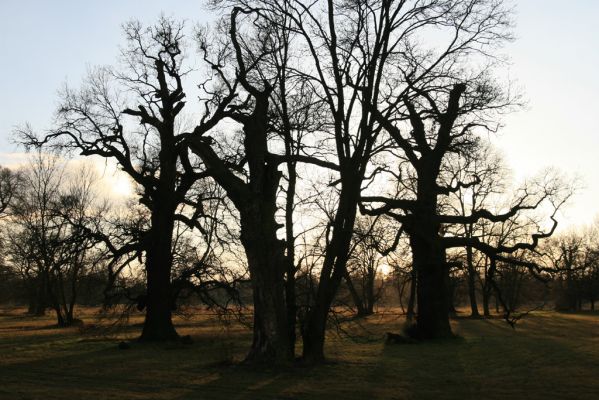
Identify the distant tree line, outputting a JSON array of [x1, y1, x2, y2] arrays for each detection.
[[0, 0, 591, 367]]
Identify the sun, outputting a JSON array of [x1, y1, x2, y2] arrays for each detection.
[[110, 174, 134, 198], [379, 263, 394, 277]]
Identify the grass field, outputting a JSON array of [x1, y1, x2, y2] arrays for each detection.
[[1, 307, 598, 400]]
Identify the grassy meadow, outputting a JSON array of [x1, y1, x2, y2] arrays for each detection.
[[1, 307, 598, 399]]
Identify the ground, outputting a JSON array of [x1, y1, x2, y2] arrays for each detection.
[[0, 307, 598, 400]]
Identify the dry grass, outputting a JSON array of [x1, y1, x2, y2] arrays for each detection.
[[1, 307, 598, 399]]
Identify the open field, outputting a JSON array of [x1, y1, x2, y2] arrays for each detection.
[[1, 308, 598, 400]]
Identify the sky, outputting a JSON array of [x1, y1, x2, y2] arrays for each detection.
[[0, 0, 598, 230]]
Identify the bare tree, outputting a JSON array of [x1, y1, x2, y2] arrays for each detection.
[[545, 231, 596, 312], [443, 143, 508, 317], [357, 0, 574, 337], [203, 0, 521, 361], [344, 216, 394, 317], [19, 17, 230, 340], [0, 167, 20, 218], [187, 6, 310, 364], [6, 153, 104, 326]]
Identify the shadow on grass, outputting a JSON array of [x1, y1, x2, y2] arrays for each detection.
[[372, 313, 599, 400], [1, 312, 599, 400]]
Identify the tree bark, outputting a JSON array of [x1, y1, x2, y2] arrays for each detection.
[[139, 169, 178, 342], [240, 206, 291, 365], [189, 92, 294, 364], [411, 233, 452, 339], [139, 221, 178, 341], [408, 174, 453, 339]]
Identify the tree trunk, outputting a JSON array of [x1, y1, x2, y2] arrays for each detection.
[[284, 157, 298, 357], [28, 284, 47, 316], [495, 293, 500, 313], [55, 307, 66, 327], [139, 201, 178, 342], [406, 268, 417, 323], [344, 271, 368, 317], [139, 263, 177, 341], [365, 268, 376, 315], [189, 90, 293, 365], [447, 268, 457, 317], [285, 270, 297, 357], [301, 300, 328, 364], [482, 258, 491, 317], [466, 246, 480, 317], [28, 273, 48, 316], [482, 284, 491, 317], [301, 180, 360, 364], [240, 210, 291, 365], [411, 232, 452, 339]]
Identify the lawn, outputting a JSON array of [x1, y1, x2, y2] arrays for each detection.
[[1, 307, 598, 399]]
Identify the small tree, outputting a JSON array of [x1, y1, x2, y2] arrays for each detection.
[[6, 153, 104, 326]]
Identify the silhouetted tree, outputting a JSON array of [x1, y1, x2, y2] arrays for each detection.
[[208, 0, 521, 361], [0, 167, 20, 218], [545, 232, 599, 311], [187, 6, 323, 363], [444, 143, 508, 317], [6, 154, 104, 326], [344, 216, 395, 317], [20, 17, 230, 340], [359, 1, 572, 336]]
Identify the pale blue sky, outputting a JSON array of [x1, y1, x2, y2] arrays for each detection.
[[0, 1, 598, 229]]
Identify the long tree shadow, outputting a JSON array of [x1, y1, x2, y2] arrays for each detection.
[[2, 313, 599, 400], [369, 314, 599, 400]]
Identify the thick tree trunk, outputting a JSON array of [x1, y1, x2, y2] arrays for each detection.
[[301, 300, 328, 364], [139, 261, 178, 341], [190, 89, 293, 365], [55, 307, 66, 327], [240, 210, 291, 365], [139, 258, 178, 341], [466, 246, 480, 317], [411, 233, 452, 339], [408, 177, 452, 339], [139, 201, 178, 342]]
